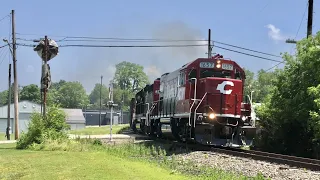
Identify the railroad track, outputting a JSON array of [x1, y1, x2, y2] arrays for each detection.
[[128, 130, 320, 172], [210, 147, 320, 172]]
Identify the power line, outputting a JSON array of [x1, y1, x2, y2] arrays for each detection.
[[213, 41, 282, 58], [17, 35, 282, 58], [16, 33, 282, 58], [16, 34, 208, 42], [0, 49, 9, 66], [0, 44, 9, 48], [59, 44, 208, 48], [265, 61, 284, 72], [214, 45, 282, 63], [16, 37, 206, 43], [289, 2, 309, 54], [0, 14, 9, 23], [16, 42, 282, 63], [295, 2, 309, 39]]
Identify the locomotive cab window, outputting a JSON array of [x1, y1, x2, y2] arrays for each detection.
[[179, 71, 186, 86], [200, 70, 231, 79], [235, 69, 242, 80], [188, 69, 197, 79]]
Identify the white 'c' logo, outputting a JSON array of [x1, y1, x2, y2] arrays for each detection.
[[216, 81, 234, 95]]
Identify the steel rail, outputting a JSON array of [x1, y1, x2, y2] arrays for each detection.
[[129, 129, 320, 171], [210, 147, 320, 172]]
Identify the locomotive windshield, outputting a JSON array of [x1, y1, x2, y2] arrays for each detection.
[[200, 70, 232, 79]]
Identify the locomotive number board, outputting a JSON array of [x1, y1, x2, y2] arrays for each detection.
[[199, 62, 214, 68], [222, 63, 233, 70]]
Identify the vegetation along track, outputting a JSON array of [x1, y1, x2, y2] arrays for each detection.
[[128, 130, 320, 171]]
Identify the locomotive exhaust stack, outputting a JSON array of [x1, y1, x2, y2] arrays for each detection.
[[130, 54, 256, 148]]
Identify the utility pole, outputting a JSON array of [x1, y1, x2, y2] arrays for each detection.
[[208, 29, 212, 58], [42, 36, 49, 117], [6, 64, 11, 140], [307, 0, 313, 38], [11, 10, 19, 140], [99, 75, 103, 127], [286, 0, 314, 44]]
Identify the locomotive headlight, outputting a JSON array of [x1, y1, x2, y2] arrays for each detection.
[[209, 113, 215, 119], [216, 64, 221, 68]]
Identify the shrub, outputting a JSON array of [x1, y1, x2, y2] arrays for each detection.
[[16, 105, 70, 149]]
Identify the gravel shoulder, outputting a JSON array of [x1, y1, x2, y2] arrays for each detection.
[[175, 151, 320, 180]]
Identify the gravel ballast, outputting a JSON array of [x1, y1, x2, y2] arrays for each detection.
[[175, 151, 320, 180]]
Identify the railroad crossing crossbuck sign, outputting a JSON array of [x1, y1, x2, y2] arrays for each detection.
[[216, 81, 234, 95]]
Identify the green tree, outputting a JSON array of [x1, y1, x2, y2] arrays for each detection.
[[20, 84, 41, 103], [256, 32, 320, 158], [88, 83, 109, 109], [113, 61, 149, 111], [55, 81, 89, 108], [0, 84, 14, 106], [307, 85, 320, 158], [114, 61, 149, 92], [254, 70, 277, 103], [47, 80, 67, 106], [243, 68, 255, 102]]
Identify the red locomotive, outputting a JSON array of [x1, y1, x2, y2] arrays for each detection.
[[129, 54, 256, 147]]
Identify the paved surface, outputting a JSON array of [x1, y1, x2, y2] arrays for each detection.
[[0, 140, 16, 144], [68, 134, 139, 139], [0, 133, 148, 144]]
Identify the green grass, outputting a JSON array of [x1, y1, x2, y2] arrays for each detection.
[[0, 143, 188, 180], [68, 124, 130, 135], [0, 139, 266, 180], [0, 133, 7, 141]]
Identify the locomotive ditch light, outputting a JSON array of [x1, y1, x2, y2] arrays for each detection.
[[241, 116, 246, 121], [209, 113, 215, 119]]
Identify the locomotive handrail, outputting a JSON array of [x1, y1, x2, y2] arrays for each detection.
[[193, 92, 208, 127], [188, 77, 198, 126], [145, 103, 150, 126]]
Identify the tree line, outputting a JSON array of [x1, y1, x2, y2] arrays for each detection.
[[0, 61, 149, 111], [256, 31, 320, 159]]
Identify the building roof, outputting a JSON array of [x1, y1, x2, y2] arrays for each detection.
[[61, 108, 85, 124], [0, 101, 85, 124]]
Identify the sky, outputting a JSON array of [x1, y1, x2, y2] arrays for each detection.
[[0, 0, 319, 93]]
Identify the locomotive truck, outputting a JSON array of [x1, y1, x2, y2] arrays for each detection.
[[129, 54, 256, 147]]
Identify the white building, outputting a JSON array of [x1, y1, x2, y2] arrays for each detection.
[[0, 100, 85, 134]]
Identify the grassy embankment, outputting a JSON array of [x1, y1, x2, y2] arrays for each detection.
[[0, 139, 266, 180], [68, 124, 130, 135]]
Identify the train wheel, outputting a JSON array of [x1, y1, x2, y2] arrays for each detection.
[[140, 119, 146, 134], [132, 119, 138, 133], [146, 119, 155, 137], [155, 119, 163, 138], [171, 118, 188, 142]]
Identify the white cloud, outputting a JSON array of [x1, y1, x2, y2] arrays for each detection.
[[266, 24, 287, 41]]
